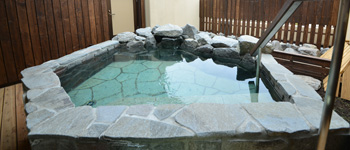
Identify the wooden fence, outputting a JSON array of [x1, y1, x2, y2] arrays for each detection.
[[0, 0, 112, 87], [199, 0, 340, 48]]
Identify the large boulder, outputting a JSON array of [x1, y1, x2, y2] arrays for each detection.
[[182, 24, 198, 39], [153, 24, 183, 37], [239, 53, 256, 71], [297, 47, 320, 57], [284, 48, 300, 54], [194, 32, 212, 46], [136, 27, 152, 37], [180, 38, 198, 50], [295, 75, 321, 90], [213, 47, 240, 63], [135, 36, 146, 41], [157, 37, 183, 49], [194, 44, 214, 58], [127, 40, 146, 52], [281, 42, 299, 50], [112, 32, 136, 43], [238, 35, 273, 55], [152, 25, 160, 34], [211, 36, 239, 48], [227, 35, 237, 40], [145, 35, 157, 50], [271, 40, 283, 50], [303, 43, 317, 49]]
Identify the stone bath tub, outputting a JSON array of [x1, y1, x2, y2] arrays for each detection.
[[22, 24, 349, 150]]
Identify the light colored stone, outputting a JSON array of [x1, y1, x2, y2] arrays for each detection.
[[286, 75, 322, 100], [96, 106, 127, 123], [195, 32, 212, 46], [136, 27, 152, 37], [127, 40, 146, 52], [243, 102, 310, 133], [135, 36, 146, 41], [145, 35, 157, 50], [153, 24, 183, 37], [284, 48, 300, 54], [297, 47, 320, 57], [271, 40, 283, 50], [182, 24, 199, 38], [295, 75, 321, 90], [112, 32, 137, 43], [238, 35, 273, 55], [227, 35, 237, 40], [181, 38, 198, 50], [30, 87, 74, 112], [236, 117, 265, 134], [25, 102, 38, 114], [22, 72, 60, 90], [21, 61, 59, 78], [211, 36, 239, 48], [303, 43, 317, 49], [27, 88, 51, 100], [261, 54, 279, 64], [263, 63, 293, 75], [292, 96, 349, 130], [104, 117, 194, 138], [29, 106, 95, 137], [321, 47, 330, 55], [26, 109, 55, 129], [175, 103, 248, 135], [81, 123, 110, 138], [154, 104, 185, 120], [126, 104, 154, 117]]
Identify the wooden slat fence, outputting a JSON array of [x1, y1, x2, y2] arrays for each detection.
[[0, 0, 113, 88], [200, 0, 340, 48]]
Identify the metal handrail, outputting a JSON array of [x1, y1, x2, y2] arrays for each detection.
[[250, 0, 350, 149]]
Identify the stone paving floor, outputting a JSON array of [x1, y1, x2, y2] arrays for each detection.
[[68, 58, 275, 107]]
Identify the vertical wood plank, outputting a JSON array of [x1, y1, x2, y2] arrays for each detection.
[[0, 45, 8, 85], [75, 0, 87, 48], [324, 0, 335, 48], [0, 86, 17, 150], [316, 0, 326, 48], [101, 0, 110, 40], [235, 0, 240, 36], [15, 84, 30, 150], [303, 2, 310, 44], [212, 0, 217, 33], [200, 0, 204, 31], [88, 0, 97, 44], [26, 0, 43, 65], [0, 88, 4, 134], [52, 0, 67, 57], [16, 0, 35, 68], [44, 0, 60, 59], [4, 0, 26, 79], [295, 2, 304, 45], [35, 0, 52, 61], [81, 0, 92, 45], [230, 0, 235, 35], [309, 1, 318, 44], [94, 0, 103, 43], [106, 0, 113, 38], [0, 0, 18, 83], [277, 0, 283, 41], [68, 0, 80, 51], [341, 66, 350, 100], [60, 0, 73, 54]]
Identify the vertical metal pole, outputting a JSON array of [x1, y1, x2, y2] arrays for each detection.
[[255, 48, 262, 93], [317, 0, 350, 149]]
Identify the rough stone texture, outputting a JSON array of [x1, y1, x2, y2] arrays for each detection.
[[126, 104, 154, 117], [152, 25, 160, 33], [213, 47, 240, 61], [194, 44, 214, 58], [153, 24, 183, 37], [211, 36, 239, 48], [320, 47, 329, 55], [145, 35, 157, 50], [112, 32, 136, 43], [271, 40, 283, 50], [153, 104, 184, 120], [284, 48, 300, 54], [239, 53, 255, 71], [195, 32, 212, 46], [189, 141, 222, 150], [26, 88, 50, 100], [135, 36, 146, 41], [292, 96, 349, 130], [175, 103, 248, 135], [152, 142, 185, 150], [276, 81, 297, 101], [236, 117, 265, 134], [30, 87, 74, 112], [297, 47, 321, 57], [80, 123, 110, 138], [295, 75, 321, 90], [263, 62, 294, 75], [96, 106, 127, 123], [227, 35, 237, 40], [238, 35, 273, 55], [21, 61, 59, 78], [243, 102, 310, 133], [303, 43, 317, 49], [181, 38, 198, 50], [182, 24, 198, 39], [29, 106, 95, 137], [127, 40, 146, 52], [136, 27, 152, 37], [222, 139, 288, 150], [25, 103, 38, 114], [26, 109, 55, 129], [286, 75, 322, 100], [157, 37, 183, 49], [22, 72, 60, 90], [104, 117, 194, 138]]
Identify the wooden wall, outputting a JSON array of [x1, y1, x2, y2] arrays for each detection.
[[0, 0, 112, 87], [199, 0, 340, 48]]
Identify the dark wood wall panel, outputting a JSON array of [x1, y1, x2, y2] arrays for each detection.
[[0, 0, 112, 87], [200, 0, 340, 49]]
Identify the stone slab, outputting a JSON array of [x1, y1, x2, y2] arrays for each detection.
[[30, 87, 74, 112], [175, 103, 249, 135], [126, 104, 154, 117], [286, 75, 322, 100], [153, 104, 185, 120], [243, 102, 310, 133], [96, 106, 127, 123], [103, 117, 194, 138], [22, 72, 61, 90], [26, 109, 55, 129], [80, 123, 110, 138]]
